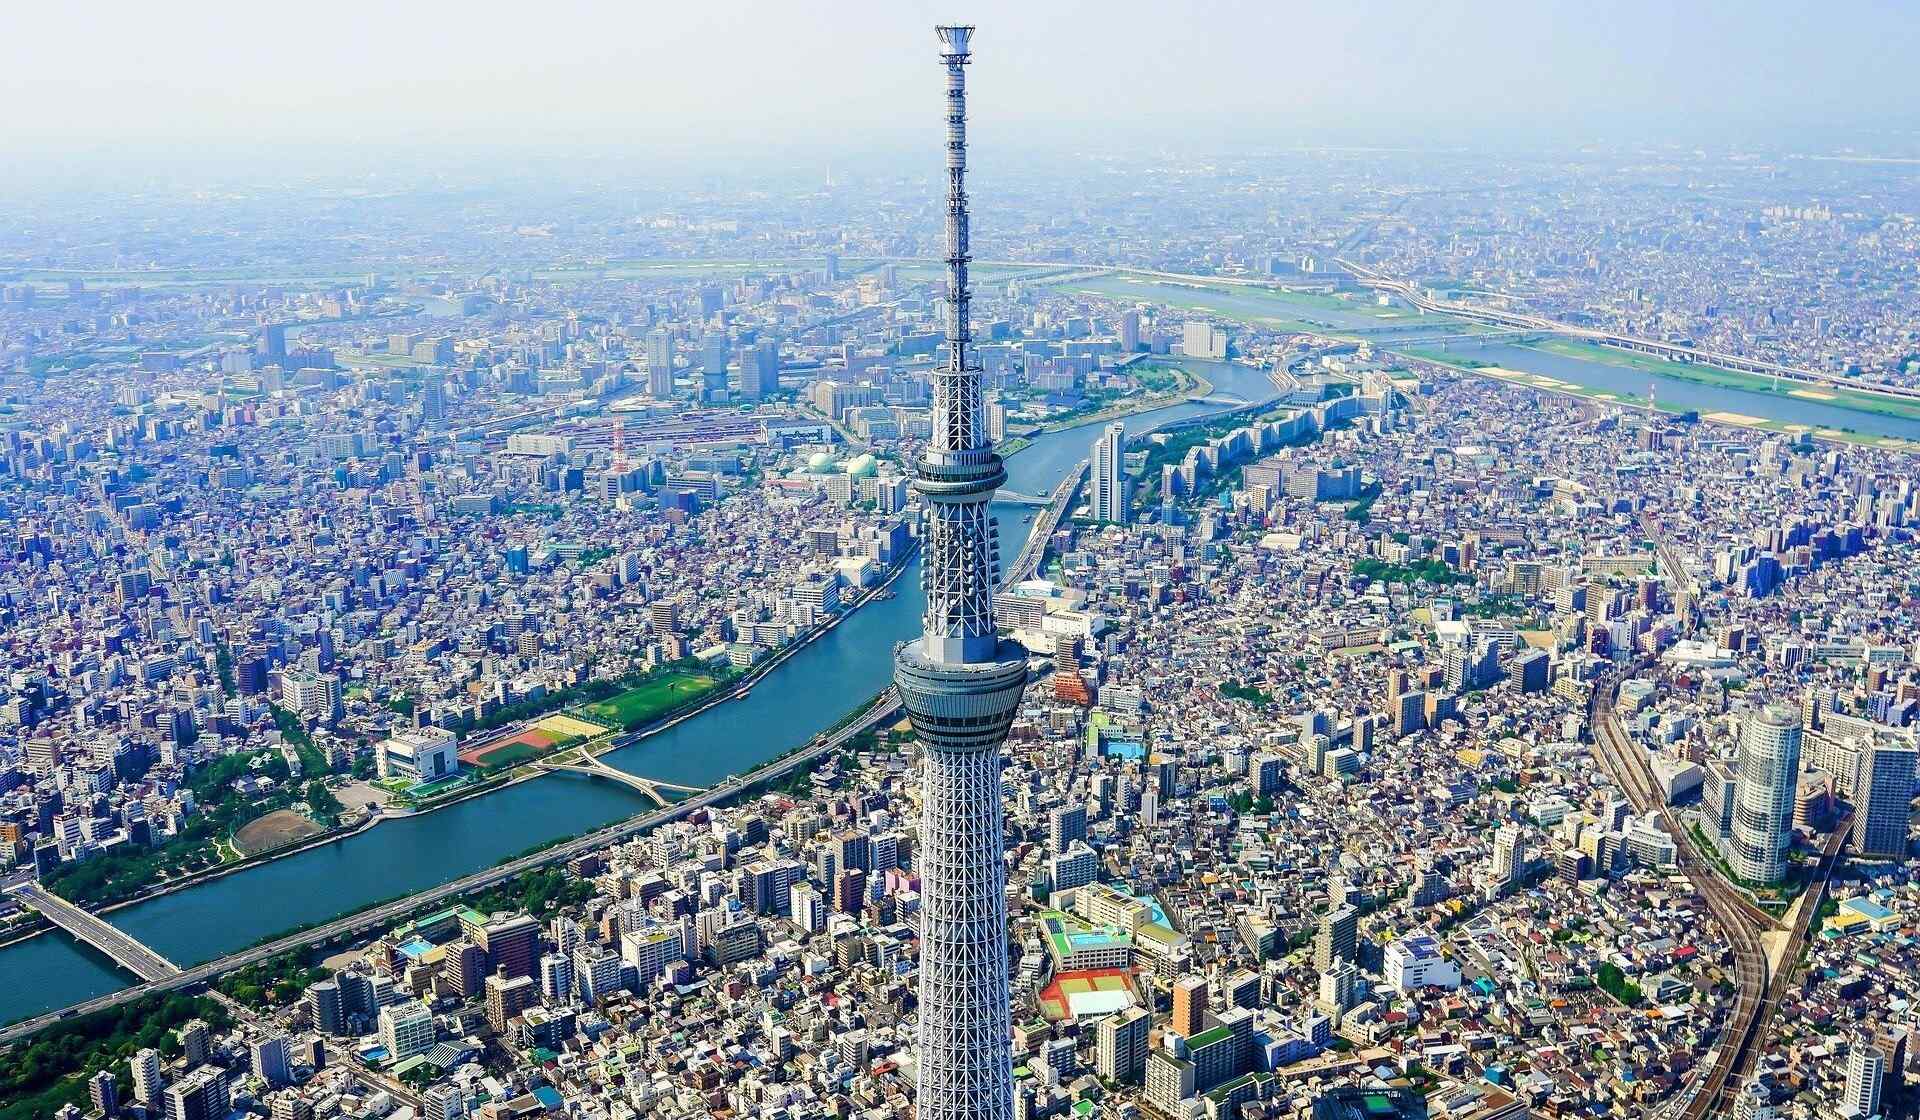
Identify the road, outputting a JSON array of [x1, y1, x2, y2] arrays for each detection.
[[1004, 467, 1084, 587], [0, 690, 905, 1047], [6, 883, 181, 982]]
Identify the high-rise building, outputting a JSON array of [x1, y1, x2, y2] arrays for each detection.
[[378, 1000, 437, 1061], [251, 1035, 292, 1088], [1047, 804, 1087, 852], [646, 330, 674, 398], [574, 944, 624, 1005], [177, 1020, 210, 1066], [163, 1066, 229, 1120], [1846, 1039, 1885, 1119], [472, 912, 540, 979], [1853, 739, 1916, 859], [538, 952, 574, 1004], [897, 28, 1030, 1120], [1171, 975, 1208, 1038], [88, 1070, 119, 1116], [1089, 422, 1129, 524], [1730, 705, 1803, 884], [1095, 1006, 1151, 1083], [701, 333, 730, 400], [1314, 905, 1359, 971], [1492, 822, 1525, 887], [740, 340, 779, 399], [306, 979, 344, 1035], [131, 1047, 164, 1107]]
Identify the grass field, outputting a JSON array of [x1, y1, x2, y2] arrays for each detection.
[[1059, 273, 1421, 335], [583, 670, 722, 730], [463, 740, 543, 770]]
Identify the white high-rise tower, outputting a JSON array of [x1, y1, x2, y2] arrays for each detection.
[[1730, 704, 1802, 885], [1090, 421, 1129, 524], [895, 25, 1027, 1120]]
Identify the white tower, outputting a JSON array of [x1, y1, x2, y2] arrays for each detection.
[[1845, 1040, 1884, 1119], [1730, 704, 1802, 884], [1090, 421, 1129, 524], [895, 25, 1027, 1120]]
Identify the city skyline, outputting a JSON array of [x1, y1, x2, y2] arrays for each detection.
[[1, 11, 1918, 1120]]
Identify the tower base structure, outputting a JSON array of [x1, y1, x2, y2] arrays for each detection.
[[895, 638, 1026, 1120]]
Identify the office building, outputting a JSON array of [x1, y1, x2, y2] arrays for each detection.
[[251, 1035, 292, 1088], [1731, 705, 1803, 884], [473, 912, 540, 979], [646, 330, 674, 397], [740, 340, 778, 398], [701, 333, 729, 400]]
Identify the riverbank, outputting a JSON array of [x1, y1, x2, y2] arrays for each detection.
[[10, 544, 921, 952], [1401, 351, 1920, 452], [1523, 338, 1920, 424], [1010, 367, 1216, 439]]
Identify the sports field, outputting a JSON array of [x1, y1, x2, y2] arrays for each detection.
[[233, 809, 326, 856], [583, 670, 722, 730], [1036, 968, 1138, 1022], [458, 713, 610, 770]]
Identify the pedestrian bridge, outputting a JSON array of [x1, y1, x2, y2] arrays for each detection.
[[537, 750, 705, 808], [9, 882, 181, 982]]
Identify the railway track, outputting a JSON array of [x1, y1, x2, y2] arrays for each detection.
[[1587, 672, 1770, 1120]]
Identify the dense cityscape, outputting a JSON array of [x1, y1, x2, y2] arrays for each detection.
[[3, 14, 1919, 1120]]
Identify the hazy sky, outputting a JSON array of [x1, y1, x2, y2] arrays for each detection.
[[4, 0, 1918, 161]]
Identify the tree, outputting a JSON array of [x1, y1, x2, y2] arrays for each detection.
[[306, 780, 345, 826]]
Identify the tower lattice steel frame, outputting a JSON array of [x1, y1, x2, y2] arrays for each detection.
[[894, 24, 1027, 1120]]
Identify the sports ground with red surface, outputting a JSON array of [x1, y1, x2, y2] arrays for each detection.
[[1035, 967, 1138, 1022], [458, 714, 609, 770]]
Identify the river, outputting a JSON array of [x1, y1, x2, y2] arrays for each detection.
[[0, 359, 1283, 1026], [1452, 343, 1920, 442]]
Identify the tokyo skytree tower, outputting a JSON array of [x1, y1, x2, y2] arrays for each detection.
[[893, 24, 1028, 1120]]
